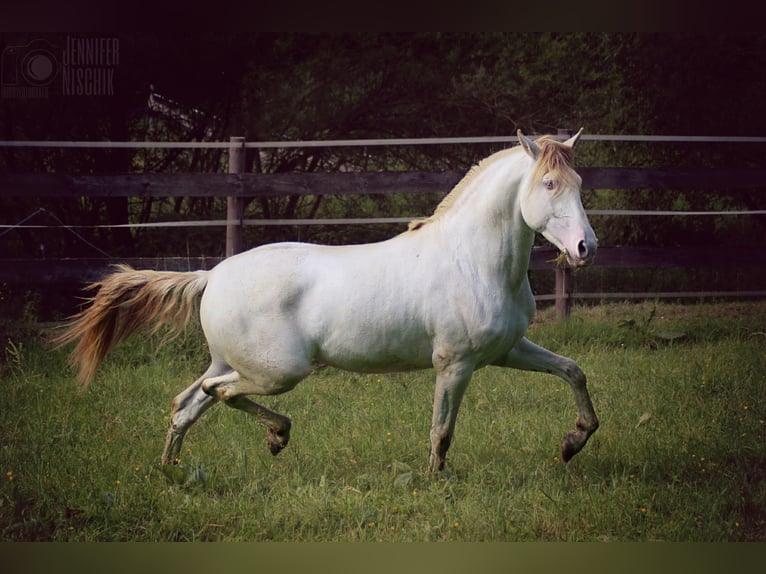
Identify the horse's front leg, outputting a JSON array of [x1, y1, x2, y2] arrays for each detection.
[[429, 353, 475, 472], [495, 336, 599, 462]]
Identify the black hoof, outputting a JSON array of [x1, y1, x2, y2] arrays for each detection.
[[267, 429, 290, 456], [561, 433, 579, 463]]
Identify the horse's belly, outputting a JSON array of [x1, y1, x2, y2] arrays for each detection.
[[308, 294, 435, 371], [315, 327, 435, 373]]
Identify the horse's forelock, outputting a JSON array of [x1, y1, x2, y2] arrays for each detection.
[[527, 136, 579, 196]]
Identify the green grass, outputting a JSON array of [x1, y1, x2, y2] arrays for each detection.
[[1, 301, 765, 541]]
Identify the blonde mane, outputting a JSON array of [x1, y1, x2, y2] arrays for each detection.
[[407, 147, 517, 231], [407, 135, 577, 232]]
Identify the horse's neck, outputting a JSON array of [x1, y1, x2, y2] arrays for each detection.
[[436, 159, 535, 289]]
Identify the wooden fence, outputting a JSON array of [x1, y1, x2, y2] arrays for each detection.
[[2, 135, 766, 318]]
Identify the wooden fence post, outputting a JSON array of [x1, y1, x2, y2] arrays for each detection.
[[555, 128, 573, 320], [555, 265, 573, 319], [226, 136, 246, 257]]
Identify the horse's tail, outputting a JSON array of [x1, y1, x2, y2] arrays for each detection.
[[52, 264, 209, 387]]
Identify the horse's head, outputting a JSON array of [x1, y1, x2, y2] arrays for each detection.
[[517, 129, 597, 268]]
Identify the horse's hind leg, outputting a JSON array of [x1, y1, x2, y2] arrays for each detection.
[[162, 365, 223, 464], [225, 395, 292, 455], [202, 370, 306, 456]]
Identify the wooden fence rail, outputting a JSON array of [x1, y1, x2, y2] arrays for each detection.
[[3, 167, 766, 198]]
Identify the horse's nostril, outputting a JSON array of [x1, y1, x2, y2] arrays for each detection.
[[577, 240, 588, 259]]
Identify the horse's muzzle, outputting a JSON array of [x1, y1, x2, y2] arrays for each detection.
[[567, 238, 597, 267]]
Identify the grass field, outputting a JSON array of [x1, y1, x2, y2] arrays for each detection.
[[1, 300, 764, 541]]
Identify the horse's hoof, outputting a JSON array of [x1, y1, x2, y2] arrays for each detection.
[[267, 429, 289, 456], [561, 433, 578, 463]]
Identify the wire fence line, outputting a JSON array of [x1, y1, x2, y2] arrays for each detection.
[[3, 209, 766, 233], [2, 135, 766, 150]]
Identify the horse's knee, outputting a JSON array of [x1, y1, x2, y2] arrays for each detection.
[[560, 357, 586, 386]]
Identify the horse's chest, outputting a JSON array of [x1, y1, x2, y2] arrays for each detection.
[[471, 311, 526, 354], [437, 290, 530, 359]]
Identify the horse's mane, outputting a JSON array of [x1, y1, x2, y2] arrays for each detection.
[[407, 135, 576, 232]]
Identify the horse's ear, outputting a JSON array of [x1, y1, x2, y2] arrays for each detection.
[[563, 127, 584, 149], [517, 130, 540, 159]]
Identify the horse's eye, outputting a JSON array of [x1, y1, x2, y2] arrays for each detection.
[[543, 179, 555, 191]]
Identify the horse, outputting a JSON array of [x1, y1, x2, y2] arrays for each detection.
[[54, 129, 599, 473]]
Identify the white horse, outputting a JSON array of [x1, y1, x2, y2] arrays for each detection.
[[55, 129, 599, 472]]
